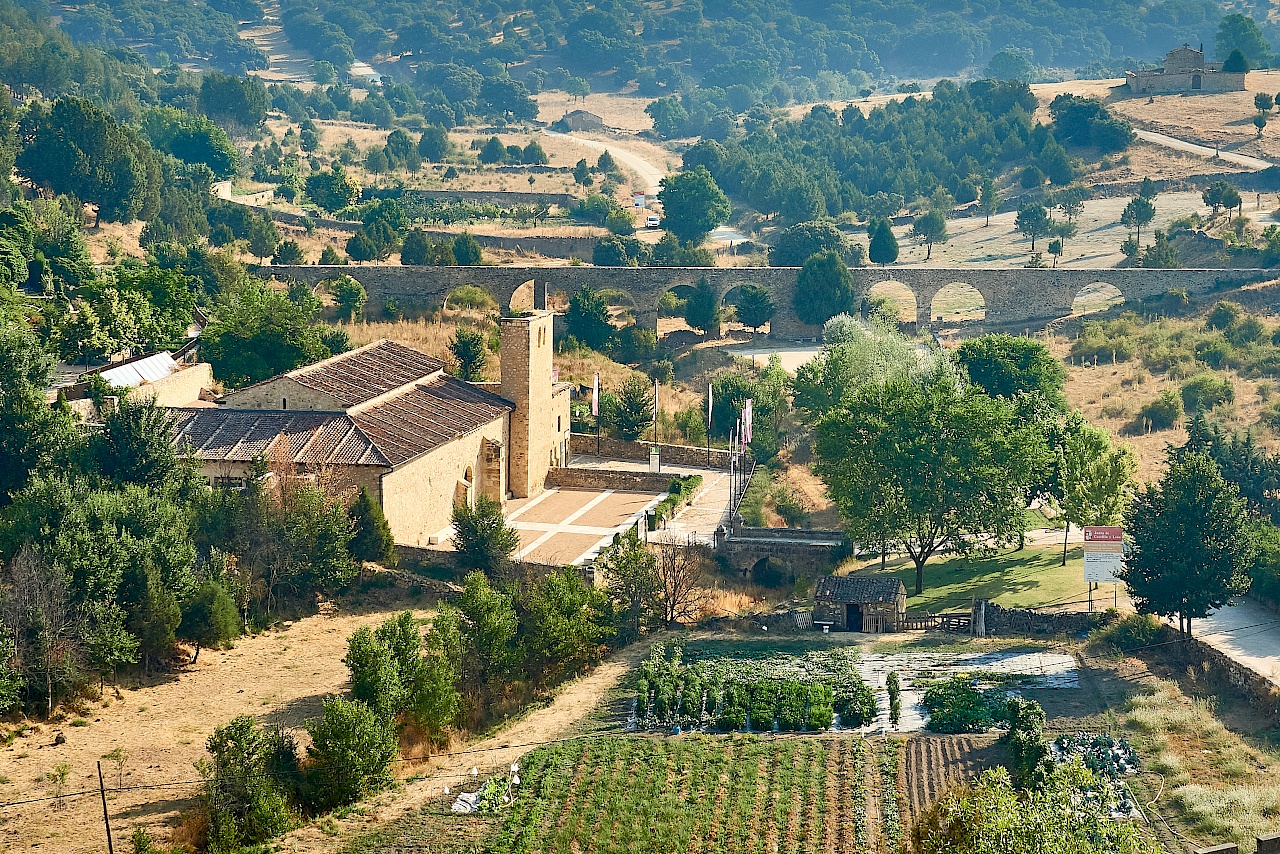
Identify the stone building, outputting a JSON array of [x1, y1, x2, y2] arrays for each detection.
[[561, 109, 604, 131], [170, 312, 572, 547], [813, 576, 907, 633], [1126, 45, 1246, 95]]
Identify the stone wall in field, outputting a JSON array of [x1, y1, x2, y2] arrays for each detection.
[[266, 265, 1274, 340]]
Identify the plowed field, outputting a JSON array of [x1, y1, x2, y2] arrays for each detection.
[[902, 734, 1004, 823]]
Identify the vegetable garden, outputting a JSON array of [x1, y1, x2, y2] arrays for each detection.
[[488, 734, 907, 854], [633, 642, 877, 733]]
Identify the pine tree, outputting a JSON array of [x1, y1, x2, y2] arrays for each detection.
[[349, 486, 397, 567], [868, 218, 899, 266]]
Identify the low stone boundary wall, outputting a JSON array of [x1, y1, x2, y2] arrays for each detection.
[[571, 433, 733, 469], [1158, 625, 1280, 720], [546, 466, 677, 493], [980, 601, 1108, 636]]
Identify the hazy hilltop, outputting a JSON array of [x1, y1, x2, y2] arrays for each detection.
[[41, 0, 1280, 84]]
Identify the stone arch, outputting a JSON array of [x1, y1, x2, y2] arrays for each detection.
[[508, 279, 535, 313], [864, 280, 918, 325], [930, 282, 987, 323], [1072, 281, 1126, 316], [656, 283, 700, 339]]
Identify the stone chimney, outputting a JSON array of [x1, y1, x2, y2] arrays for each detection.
[[499, 311, 555, 498]]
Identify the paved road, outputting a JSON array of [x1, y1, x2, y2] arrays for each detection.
[[544, 130, 668, 194], [1133, 129, 1273, 171], [1186, 597, 1280, 689]]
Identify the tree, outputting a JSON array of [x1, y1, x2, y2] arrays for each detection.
[[910, 209, 948, 260], [1047, 238, 1063, 267], [200, 280, 334, 388], [522, 140, 548, 165], [348, 486, 396, 567], [1203, 180, 1242, 215], [683, 277, 722, 334], [365, 147, 389, 176], [327, 274, 367, 322], [1059, 421, 1137, 564], [955, 335, 1066, 410], [273, 240, 304, 265], [479, 77, 537, 121], [1014, 204, 1051, 251], [418, 125, 452, 162], [400, 229, 431, 265], [979, 178, 999, 227], [17, 98, 161, 226], [769, 221, 850, 267], [305, 165, 360, 213], [1124, 451, 1255, 637], [199, 73, 270, 129], [452, 233, 483, 266], [245, 215, 280, 262], [607, 374, 655, 440], [1222, 48, 1250, 73], [653, 540, 711, 627], [566, 285, 613, 350], [90, 397, 199, 492], [793, 251, 855, 326], [451, 496, 520, 575], [573, 158, 593, 187], [303, 696, 398, 811], [735, 284, 775, 332], [139, 106, 238, 178], [1120, 196, 1156, 245], [1255, 112, 1268, 137], [449, 326, 488, 381], [913, 765, 1161, 854], [0, 318, 77, 503], [1257, 92, 1275, 112], [599, 531, 660, 642], [1216, 14, 1271, 68], [479, 136, 507, 165], [814, 369, 1050, 595], [200, 716, 295, 848], [658, 166, 731, 245], [178, 581, 239, 663], [868, 217, 899, 265], [984, 47, 1036, 82]]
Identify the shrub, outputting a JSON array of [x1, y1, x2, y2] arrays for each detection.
[[1227, 315, 1267, 346], [451, 496, 520, 574], [200, 717, 296, 850], [302, 696, 398, 812], [1206, 300, 1244, 331], [923, 677, 996, 733], [1180, 374, 1234, 413], [1094, 612, 1163, 652], [886, 671, 902, 728], [1127, 389, 1182, 433], [1003, 697, 1048, 788], [834, 676, 877, 726], [446, 284, 497, 311]]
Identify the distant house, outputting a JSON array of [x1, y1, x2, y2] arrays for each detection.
[[1126, 44, 1246, 95], [561, 109, 604, 131], [813, 576, 908, 633]]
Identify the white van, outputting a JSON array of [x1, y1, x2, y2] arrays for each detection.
[[645, 215, 661, 228]]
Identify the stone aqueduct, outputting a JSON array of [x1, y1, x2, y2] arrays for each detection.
[[271, 265, 1273, 337]]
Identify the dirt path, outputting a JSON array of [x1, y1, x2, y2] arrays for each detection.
[[0, 600, 431, 853], [1133, 129, 1273, 170], [274, 638, 654, 853], [543, 130, 671, 195]]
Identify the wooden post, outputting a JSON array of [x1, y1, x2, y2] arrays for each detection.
[[98, 761, 114, 854]]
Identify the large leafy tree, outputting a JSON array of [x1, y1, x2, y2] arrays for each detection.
[[814, 369, 1050, 594], [793, 250, 854, 326], [734, 284, 775, 332], [769, 221, 850, 267], [658, 166, 730, 245], [565, 285, 613, 350], [200, 280, 335, 388], [955, 334, 1066, 410], [139, 106, 238, 178], [0, 316, 78, 504], [1014, 203, 1052, 251], [909, 209, 948, 260], [1215, 13, 1272, 67], [683, 277, 722, 334], [1123, 450, 1255, 637], [451, 496, 520, 576], [16, 98, 161, 226], [1058, 420, 1137, 564]]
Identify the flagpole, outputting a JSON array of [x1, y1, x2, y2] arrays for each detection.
[[706, 381, 713, 468], [653, 379, 660, 473]]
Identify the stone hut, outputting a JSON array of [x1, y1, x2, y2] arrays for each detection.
[[1126, 44, 1246, 95], [562, 109, 604, 131], [813, 576, 908, 633]]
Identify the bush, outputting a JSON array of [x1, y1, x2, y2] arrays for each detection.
[[1127, 389, 1182, 433], [1094, 612, 1163, 652], [303, 696, 398, 812], [1003, 697, 1048, 789], [923, 678, 997, 733], [833, 676, 877, 726], [201, 717, 296, 850], [1180, 373, 1234, 413], [1019, 165, 1045, 188], [1206, 300, 1244, 331], [886, 671, 902, 728]]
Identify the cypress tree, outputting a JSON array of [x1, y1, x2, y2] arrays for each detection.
[[868, 217, 899, 266], [349, 487, 397, 567]]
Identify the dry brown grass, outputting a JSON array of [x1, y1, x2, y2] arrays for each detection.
[[535, 92, 657, 132]]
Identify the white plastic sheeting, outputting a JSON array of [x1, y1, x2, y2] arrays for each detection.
[[99, 352, 177, 388]]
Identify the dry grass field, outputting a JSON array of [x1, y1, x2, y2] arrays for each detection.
[[536, 91, 657, 132]]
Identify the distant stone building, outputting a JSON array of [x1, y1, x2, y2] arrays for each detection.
[[170, 313, 572, 547], [813, 576, 908, 633], [1126, 44, 1246, 95], [561, 109, 604, 131]]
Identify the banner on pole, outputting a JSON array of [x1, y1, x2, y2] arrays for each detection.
[[591, 373, 599, 417], [1083, 526, 1124, 584], [743, 399, 753, 444]]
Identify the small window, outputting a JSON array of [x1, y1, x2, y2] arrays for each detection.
[[282, 398, 288, 410], [557, 416, 562, 432]]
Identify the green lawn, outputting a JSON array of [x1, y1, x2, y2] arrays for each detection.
[[845, 546, 1096, 613]]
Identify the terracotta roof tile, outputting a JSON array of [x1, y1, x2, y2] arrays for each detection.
[[289, 340, 444, 407], [171, 410, 391, 468], [353, 376, 514, 466]]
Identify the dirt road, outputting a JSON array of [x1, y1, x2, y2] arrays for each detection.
[[1133, 129, 1273, 171], [0, 602, 431, 853], [543, 130, 670, 194], [276, 638, 653, 853]]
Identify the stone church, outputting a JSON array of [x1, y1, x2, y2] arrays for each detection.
[[171, 312, 572, 547], [1126, 44, 1247, 95]]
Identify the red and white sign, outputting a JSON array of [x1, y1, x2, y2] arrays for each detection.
[[1083, 526, 1124, 584]]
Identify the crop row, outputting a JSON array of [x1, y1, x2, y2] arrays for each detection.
[[491, 735, 870, 854], [877, 739, 905, 851]]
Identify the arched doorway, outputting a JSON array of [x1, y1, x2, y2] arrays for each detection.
[[864, 280, 918, 325], [930, 282, 987, 323], [1072, 282, 1125, 316]]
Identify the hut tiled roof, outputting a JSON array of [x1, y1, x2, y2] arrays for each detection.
[[814, 575, 906, 604]]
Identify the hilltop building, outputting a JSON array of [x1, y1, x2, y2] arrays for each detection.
[[170, 312, 572, 547], [560, 109, 604, 131], [1126, 44, 1246, 95]]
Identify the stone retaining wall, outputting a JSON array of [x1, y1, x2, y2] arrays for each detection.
[[1158, 625, 1280, 720], [545, 466, 678, 493], [981, 601, 1108, 636]]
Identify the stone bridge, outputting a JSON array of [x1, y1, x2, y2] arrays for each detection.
[[715, 527, 850, 576], [268, 265, 1273, 339]]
